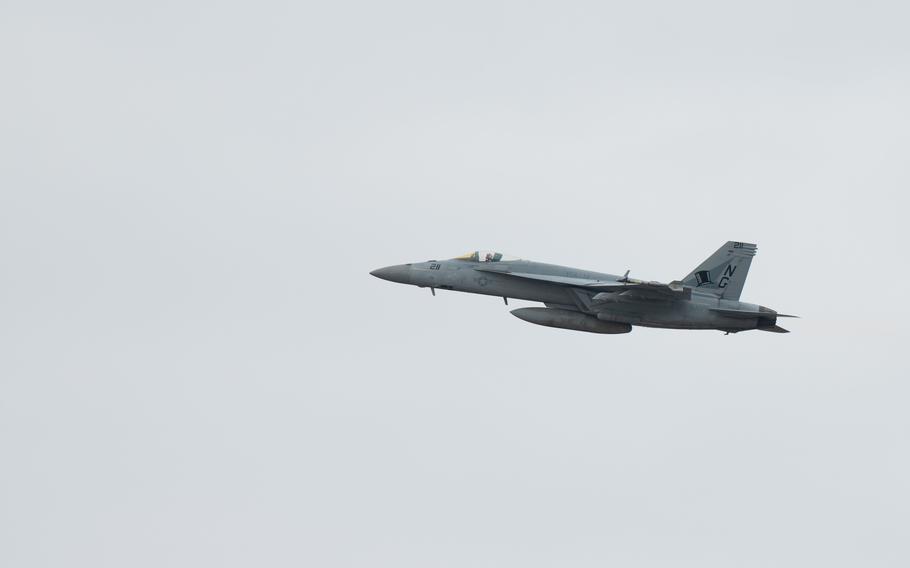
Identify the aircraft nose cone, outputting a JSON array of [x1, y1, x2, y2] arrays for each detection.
[[370, 264, 411, 284]]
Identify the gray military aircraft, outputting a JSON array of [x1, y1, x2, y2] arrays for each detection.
[[371, 241, 796, 334]]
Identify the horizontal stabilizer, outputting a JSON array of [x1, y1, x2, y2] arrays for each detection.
[[710, 308, 768, 319], [759, 325, 790, 333], [710, 308, 800, 319]]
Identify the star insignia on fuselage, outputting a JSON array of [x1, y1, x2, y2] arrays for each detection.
[[476, 276, 490, 287]]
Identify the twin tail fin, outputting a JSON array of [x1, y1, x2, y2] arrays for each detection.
[[681, 241, 756, 301]]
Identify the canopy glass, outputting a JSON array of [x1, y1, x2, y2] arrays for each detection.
[[452, 251, 520, 262]]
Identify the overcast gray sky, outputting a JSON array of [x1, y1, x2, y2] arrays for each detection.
[[2, 1, 909, 566]]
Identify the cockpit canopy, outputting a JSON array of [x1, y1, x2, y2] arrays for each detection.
[[452, 250, 520, 263]]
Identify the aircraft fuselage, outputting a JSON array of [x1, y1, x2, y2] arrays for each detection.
[[371, 255, 789, 335]]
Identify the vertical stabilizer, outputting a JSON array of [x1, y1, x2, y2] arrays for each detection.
[[681, 241, 757, 301]]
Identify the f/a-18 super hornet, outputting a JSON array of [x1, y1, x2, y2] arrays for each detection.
[[371, 241, 796, 334]]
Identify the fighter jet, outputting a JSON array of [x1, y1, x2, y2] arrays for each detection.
[[371, 242, 797, 334]]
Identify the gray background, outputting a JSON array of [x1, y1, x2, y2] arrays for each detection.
[[2, 1, 908, 566]]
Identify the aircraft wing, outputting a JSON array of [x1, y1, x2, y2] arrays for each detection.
[[474, 268, 689, 300], [590, 280, 690, 300]]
